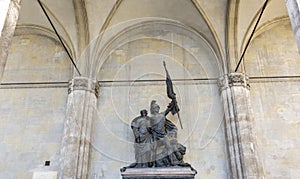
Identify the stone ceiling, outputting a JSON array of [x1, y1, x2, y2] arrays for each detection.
[[16, 0, 289, 65]]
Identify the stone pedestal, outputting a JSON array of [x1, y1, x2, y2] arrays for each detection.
[[121, 167, 197, 179]]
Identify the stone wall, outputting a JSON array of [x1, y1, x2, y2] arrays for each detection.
[[0, 33, 70, 178], [245, 20, 300, 178], [2, 34, 71, 83], [0, 88, 67, 179]]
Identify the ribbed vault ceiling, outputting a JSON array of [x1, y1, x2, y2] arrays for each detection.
[[16, 0, 289, 65]]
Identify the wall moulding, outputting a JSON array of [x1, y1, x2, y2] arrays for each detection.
[[84, 19, 225, 79], [14, 24, 75, 58], [241, 16, 290, 53]]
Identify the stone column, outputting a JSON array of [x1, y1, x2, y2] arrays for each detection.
[[286, 0, 300, 53], [218, 73, 263, 179], [0, 0, 22, 82], [59, 77, 99, 179]]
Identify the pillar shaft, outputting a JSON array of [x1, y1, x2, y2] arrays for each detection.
[[0, 0, 22, 82], [59, 77, 99, 179], [286, 0, 300, 53], [219, 73, 263, 178]]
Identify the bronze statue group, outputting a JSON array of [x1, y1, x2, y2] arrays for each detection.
[[121, 62, 195, 172], [129, 99, 189, 168]]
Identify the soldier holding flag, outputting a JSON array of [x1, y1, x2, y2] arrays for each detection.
[[123, 61, 190, 170], [163, 61, 183, 129]]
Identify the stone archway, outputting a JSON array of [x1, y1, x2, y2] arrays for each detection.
[[88, 20, 229, 178]]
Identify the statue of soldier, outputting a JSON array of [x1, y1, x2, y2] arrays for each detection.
[[131, 109, 152, 167], [149, 100, 178, 166]]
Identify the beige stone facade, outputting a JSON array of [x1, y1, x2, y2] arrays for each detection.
[[0, 0, 299, 179]]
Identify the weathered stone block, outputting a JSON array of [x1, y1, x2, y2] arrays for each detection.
[[33, 171, 57, 179]]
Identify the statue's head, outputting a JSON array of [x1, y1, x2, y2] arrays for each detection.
[[140, 109, 147, 116], [150, 100, 160, 114]]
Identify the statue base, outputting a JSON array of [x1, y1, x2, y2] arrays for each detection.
[[120, 167, 197, 179]]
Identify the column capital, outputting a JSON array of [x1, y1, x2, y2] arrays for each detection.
[[218, 72, 250, 91], [68, 77, 100, 98]]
